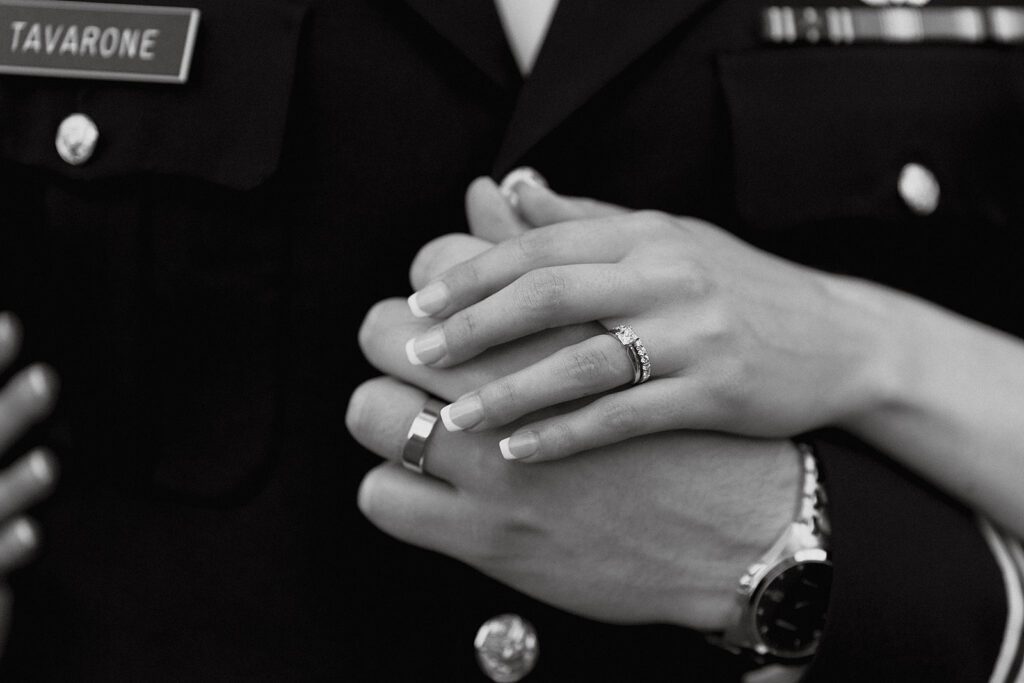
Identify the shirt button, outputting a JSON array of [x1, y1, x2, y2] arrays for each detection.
[[55, 113, 99, 166], [474, 614, 539, 682], [898, 162, 940, 216]]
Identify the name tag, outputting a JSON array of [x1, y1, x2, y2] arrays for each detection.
[[0, 0, 199, 83]]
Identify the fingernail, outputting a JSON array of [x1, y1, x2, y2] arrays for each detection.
[[499, 431, 540, 461], [11, 518, 36, 547], [441, 395, 484, 432], [26, 449, 56, 485], [405, 327, 446, 366], [408, 281, 450, 318], [24, 365, 54, 399], [499, 167, 548, 208]]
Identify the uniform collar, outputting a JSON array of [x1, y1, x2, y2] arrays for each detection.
[[403, 0, 714, 173], [402, 0, 521, 90], [495, 0, 714, 172]]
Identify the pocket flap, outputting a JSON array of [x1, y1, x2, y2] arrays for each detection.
[[718, 47, 1024, 230], [0, 0, 307, 190]]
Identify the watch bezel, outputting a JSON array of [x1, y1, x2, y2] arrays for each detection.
[[740, 550, 831, 661]]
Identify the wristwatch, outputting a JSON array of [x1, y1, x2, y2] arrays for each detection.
[[711, 442, 833, 664]]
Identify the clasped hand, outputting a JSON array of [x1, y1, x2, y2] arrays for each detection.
[[348, 178, 801, 632]]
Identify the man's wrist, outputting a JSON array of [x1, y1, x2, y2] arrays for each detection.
[[685, 439, 805, 633], [710, 442, 832, 662]]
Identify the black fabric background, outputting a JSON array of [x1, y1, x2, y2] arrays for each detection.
[[0, 0, 1015, 679]]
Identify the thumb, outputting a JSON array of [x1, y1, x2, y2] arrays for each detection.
[[498, 168, 628, 227], [465, 176, 529, 243]]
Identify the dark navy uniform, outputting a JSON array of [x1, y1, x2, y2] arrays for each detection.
[[0, 0, 1017, 680]]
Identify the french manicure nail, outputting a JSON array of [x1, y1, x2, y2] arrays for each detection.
[[408, 281, 450, 318], [405, 327, 447, 366], [499, 167, 548, 208], [440, 395, 484, 432], [499, 431, 540, 461]]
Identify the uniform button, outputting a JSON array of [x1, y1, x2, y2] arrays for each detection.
[[474, 614, 539, 682], [55, 113, 99, 166], [898, 162, 940, 216]]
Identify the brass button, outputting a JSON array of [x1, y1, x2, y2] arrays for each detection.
[[898, 162, 940, 216], [55, 113, 99, 166], [474, 614, 539, 682]]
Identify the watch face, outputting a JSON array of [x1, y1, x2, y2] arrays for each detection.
[[754, 560, 832, 658]]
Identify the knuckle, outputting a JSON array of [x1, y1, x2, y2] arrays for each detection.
[[632, 209, 677, 236], [444, 259, 482, 300], [599, 401, 643, 436], [468, 509, 541, 565], [697, 354, 749, 416], [561, 346, 611, 387], [712, 357, 749, 404], [543, 419, 578, 453], [513, 229, 553, 263], [700, 306, 734, 345], [482, 375, 520, 416], [470, 521, 510, 562], [444, 308, 478, 348], [516, 269, 569, 316], [674, 258, 714, 298]]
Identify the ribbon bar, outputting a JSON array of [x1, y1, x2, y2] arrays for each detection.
[[763, 5, 1024, 44]]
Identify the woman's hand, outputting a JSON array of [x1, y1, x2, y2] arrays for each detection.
[[403, 178, 897, 462]]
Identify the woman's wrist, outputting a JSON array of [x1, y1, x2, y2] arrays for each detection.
[[815, 273, 912, 434]]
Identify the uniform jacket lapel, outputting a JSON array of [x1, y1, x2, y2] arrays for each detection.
[[403, 0, 719, 173], [494, 0, 718, 173], [402, 0, 521, 89]]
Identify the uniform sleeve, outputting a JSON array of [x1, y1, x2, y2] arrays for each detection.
[[801, 430, 1020, 683]]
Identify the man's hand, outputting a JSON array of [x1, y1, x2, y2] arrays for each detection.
[[348, 369, 799, 631]]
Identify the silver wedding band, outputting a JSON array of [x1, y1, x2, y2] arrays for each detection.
[[402, 398, 445, 475], [607, 324, 652, 385]]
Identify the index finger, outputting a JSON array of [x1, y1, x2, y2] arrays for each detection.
[[406, 215, 643, 320]]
